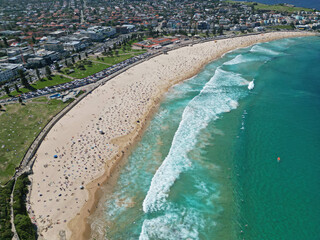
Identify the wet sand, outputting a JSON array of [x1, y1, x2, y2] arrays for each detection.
[[27, 31, 315, 240]]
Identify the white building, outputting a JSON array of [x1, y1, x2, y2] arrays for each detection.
[[44, 40, 64, 52], [85, 26, 116, 41], [0, 63, 23, 83]]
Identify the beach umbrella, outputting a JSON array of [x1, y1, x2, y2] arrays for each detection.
[[54, 155, 58, 158]]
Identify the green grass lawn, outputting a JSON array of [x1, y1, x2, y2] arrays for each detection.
[[0, 75, 73, 100], [227, 1, 313, 13], [32, 75, 74, 88], [62, 62, 108, 79], [0, 97, 69, 184], [90, 51, 146, 65], [116, 49, 147, 55]]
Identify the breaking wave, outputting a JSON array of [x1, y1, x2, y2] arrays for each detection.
[[142, 67, 248, 214]]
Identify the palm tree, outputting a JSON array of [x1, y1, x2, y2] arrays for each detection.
[[14, 84, 19, 92], [55, 62, 60, 71], [4, 86, 10, 95], [21, 77, 30, 88], [35, 67, 41, 81], [19, 69, 31, 88], [2, 37, 9, 48], [45, 66, 52, 77]]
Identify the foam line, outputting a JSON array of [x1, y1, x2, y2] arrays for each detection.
[[142, 67, 246, 214]]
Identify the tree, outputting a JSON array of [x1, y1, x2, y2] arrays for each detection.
[[45, 66, 52, 77], [290, 22, 295, 29], [85, 52, 88, 58], [21, 77, 30, 88], [14, 214, 36, 240], [54, 62, 60, 71], [78, 54, 81, 60], [4, 86, 10, 95], [35, 67, 41, 81], [32, 36, 36, 44], [115, 50, 119, 57], [218, 26, 223, 35], [18, 97, 22, 104], [71, 56, 75, 64], [14, 84, 19, 92], [19, 70, 30, 88], [2, 37, 9, 48]]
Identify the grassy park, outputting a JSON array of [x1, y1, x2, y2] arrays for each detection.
[[61, 50, 147, 79], [1, 46, 147, 99], [91, 51, 146, 65], [61, 61, 108, 79], [228, 1, 313, 13], [0, 97, 69, 184], [0, 75, 73, 99]]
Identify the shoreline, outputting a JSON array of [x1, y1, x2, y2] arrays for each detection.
[[27, 31, 315, 240]]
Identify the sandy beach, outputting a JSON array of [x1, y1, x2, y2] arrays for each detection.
[[27, 31, 315, 240]]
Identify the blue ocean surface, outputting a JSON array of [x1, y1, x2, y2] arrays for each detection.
[[89, 36, 320, 240], [237, 0, 320, 10]]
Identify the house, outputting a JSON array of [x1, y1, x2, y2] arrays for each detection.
[[45, 40, 64, 52], [36, 50, 60, 63], [198, 21, 208, 30], [85, 26, 116, 41], [49, 30, 66, 38], [133, 37, 178, 48], [122, 24, 135, 32], [63, 41, 84, 52], [116, 25, 129, 34], [27, 57, 46, 67]]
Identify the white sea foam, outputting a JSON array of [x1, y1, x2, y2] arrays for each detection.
[[224, 54, 248, 65], [224, 53, 270, 66], [250, 45, 281, 56], [142, 67, 247, 214], [139, 208, 204, 240], [248, 80, 254, 90]]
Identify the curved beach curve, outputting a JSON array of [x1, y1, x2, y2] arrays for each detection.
[[27, 31, 315, 240]]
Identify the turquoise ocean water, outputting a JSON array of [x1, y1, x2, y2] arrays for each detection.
[[90, 36, 320, 240]]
